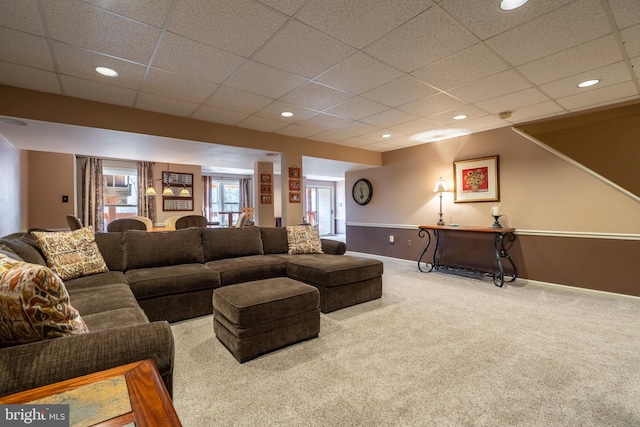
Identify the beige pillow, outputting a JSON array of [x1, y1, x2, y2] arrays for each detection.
[[31, 226, 108, 280], [0, 254, 88, 346], [286, 225, 324, 255]]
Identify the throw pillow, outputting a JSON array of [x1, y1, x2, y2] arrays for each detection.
[[286, 225, 324, 255], [31, 226, 108, 281], [0, 254, 88, 346]]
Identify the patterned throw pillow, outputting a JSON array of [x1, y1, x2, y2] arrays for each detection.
[[0, 254, 88, 346], [286, 225, 324, 255], [31, 226, 108, 281]]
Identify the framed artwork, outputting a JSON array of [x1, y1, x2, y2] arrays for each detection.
[[260, 173, 271, 183], [261, 195, 272, 204], [260, 184, 272, 194], [289, 192, 301, 203], [162, 171, 194, 211], [289, 179, 301, 191], [288, 167, 300, 178], [453, 155, 499, 203]]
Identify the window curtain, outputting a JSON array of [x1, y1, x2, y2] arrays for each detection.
[[239, 178, 250, 210], [202, 175, 213, 220], [137, 161, 156, 224], [77, 157, 104, 232]]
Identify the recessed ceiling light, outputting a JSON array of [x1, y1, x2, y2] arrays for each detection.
[[453, 114, 467, 120], [281, 111, 294, 117], [499, 0, 528, 10], [95, 66, 118, 77], [382, 134, 392, 138], [577, 79, 600, 88]]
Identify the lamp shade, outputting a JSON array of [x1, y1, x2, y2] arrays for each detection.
[[162, 186, 174, 196], [433, 177, 447, 193], [145, 186, 157, 196], [179, 186, 190, 197]]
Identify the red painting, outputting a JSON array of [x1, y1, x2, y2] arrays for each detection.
[[462, 166, 489, 193]]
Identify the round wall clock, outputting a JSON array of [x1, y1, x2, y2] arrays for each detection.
[[352, 178, 373, 205]]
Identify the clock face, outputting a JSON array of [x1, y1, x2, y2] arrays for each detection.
[[352, 179, 373, 205]]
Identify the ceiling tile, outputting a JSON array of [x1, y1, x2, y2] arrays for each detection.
[[224, 61, 306, 99], [237, 115, 288, 132], [608, 0, 640, 29], [365, 7, 476, 72], [0, 0, 45, 36], [454, 115, 505, 132], [296, 0, 433, 49], [475, 88, 550, 114], [632, 56, 640, 79], [439, 0, 573, 40], [485, 0, 611, 66], [517, 35, 623, 85], [60, 75, 136, 107], [191, 105, 249, 126], [254, 100, 317, 122], [307, 130, 352, 143], [204, 86, 273, 114], [448, 70, 531, 103], [557, 81, 639, 111], [0, 61, 60, 94], [411, 44, 508, 90], [357, 141, 397, 151], [360, 108, 420, 128], [0, 27, 54, 71], [539, 62, 633, 99], [324, 97, 389, 120], [361, 75, 439, 107], [256, 0, 307, 16], [152, 33, 246, 84], [505, 101, 565, 124], [53, 42, 145, 90], [141, 68, 218, 103], [168, 0, 287, 57], [333, 121, 381, 137], [398, 92, 466, 116], [275, 124, 323, 138], [42, 0, 161, 64], [253, 21, 356, 79], [427, 105, 489, 125], [621, 25, 640, 58], [296, 113, 353, 131], [315, 53, 404, 94], [83, 0, 173, 28], [388, 118, 442, 134], [281, 82, 351, 110], [135, 92, 200, 117], [329, 137, 371, 148]]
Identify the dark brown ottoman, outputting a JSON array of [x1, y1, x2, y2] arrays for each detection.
[[212, 277, 320, 363]]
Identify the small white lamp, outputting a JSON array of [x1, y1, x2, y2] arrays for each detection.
[[433, 177, 447, 226]]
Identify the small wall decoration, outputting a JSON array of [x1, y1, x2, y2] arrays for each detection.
[[260, 173, 272, 183], [261, 195, 272, 204], [162, 171, 194, 211], [289, 192, 301, 203], [289, 180, 301, 191], [288, 167, 300, 178], [260, 184, 272, 194], [453, 155, 499, 203]]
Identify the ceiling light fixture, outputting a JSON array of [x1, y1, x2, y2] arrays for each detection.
[[453, 114, 467, 120], [577, 79, 600, 88], [281, 111, 293, 117], [382, 134, 392, 138], [499, 0, 528, 11], [95, 66, 119, 77]]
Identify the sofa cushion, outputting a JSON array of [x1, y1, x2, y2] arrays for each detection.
[[0, 254, 89, 347], [0, 233, 47, 265], [260, 227, 288, 254], [202, 226, 264, 261], [64, 271, 128, 294], [30, 227, 108, 280], [286, 225, 323, 255], [206, 255, 287, 286], [125, 264, 220, 300], [94, 232, 125, 271], [67, 283, 141, 316], [124, 228, 203, 270], [284, 254, 384, 287]]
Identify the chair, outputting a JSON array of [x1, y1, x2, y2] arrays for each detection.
[[175, 215, 208, 229], [130, 216, 153, 230], [164, 215, 183, 230], [66, 215, 83, 230], [107, 218, 147, 232], [234, 212, 247, 228]]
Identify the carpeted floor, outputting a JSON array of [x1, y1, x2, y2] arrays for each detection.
[[171, 255, 640, 426]]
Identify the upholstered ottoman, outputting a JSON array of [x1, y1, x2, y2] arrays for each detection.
[[212, 277, 320, 362]]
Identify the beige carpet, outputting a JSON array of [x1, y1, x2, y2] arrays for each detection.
[[171, 255, 640, 426]]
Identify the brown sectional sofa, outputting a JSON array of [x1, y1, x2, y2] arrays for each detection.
[[0, 226, 383, 398]]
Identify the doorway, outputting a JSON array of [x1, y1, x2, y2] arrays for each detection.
[[306, 186, 334, 236]]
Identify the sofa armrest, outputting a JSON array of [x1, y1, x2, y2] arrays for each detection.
[[0, 321, 174, 398], [321, 239, 346, 255]]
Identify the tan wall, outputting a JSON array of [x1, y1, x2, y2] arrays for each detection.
[[28, 151, 75, 230], [150, 162, 203, 226]]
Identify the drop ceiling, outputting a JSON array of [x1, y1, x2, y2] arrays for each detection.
[[0, 0, 638, 177]]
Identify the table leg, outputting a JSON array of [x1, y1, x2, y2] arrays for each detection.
[[493, 232, 517, 287], [418, 228, 440, 272]]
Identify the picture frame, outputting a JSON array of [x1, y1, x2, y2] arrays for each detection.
[[260, 184, 272, 194], [288, 167, 300, 178], [453, 155, 499, 203], [260, 173, 271, 184], [289, 179, 301, 191], [289, 192, 301, 203], [261, 195, 272, 204]]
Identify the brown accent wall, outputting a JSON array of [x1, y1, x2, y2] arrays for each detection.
[[28, 151, 75, 230]]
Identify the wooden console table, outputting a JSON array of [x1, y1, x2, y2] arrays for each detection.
[[417, 225, 517, 287], [0, 359, 181, 427]]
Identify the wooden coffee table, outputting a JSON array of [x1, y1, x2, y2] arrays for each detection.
[[0, 359, 181, 427]]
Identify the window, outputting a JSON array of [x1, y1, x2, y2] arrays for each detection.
[[103, 164, 138, 228], [206, 177, 243, 226]]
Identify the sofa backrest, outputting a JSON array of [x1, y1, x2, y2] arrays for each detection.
[[124, 228, 204, 270], [0, 233, 47, 265], [202, 226, 264, 261], [259, 227, 289, 254], [95, 232, 125, 271]]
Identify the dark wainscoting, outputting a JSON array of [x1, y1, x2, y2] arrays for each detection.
[[346, 225, 640, 298]]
